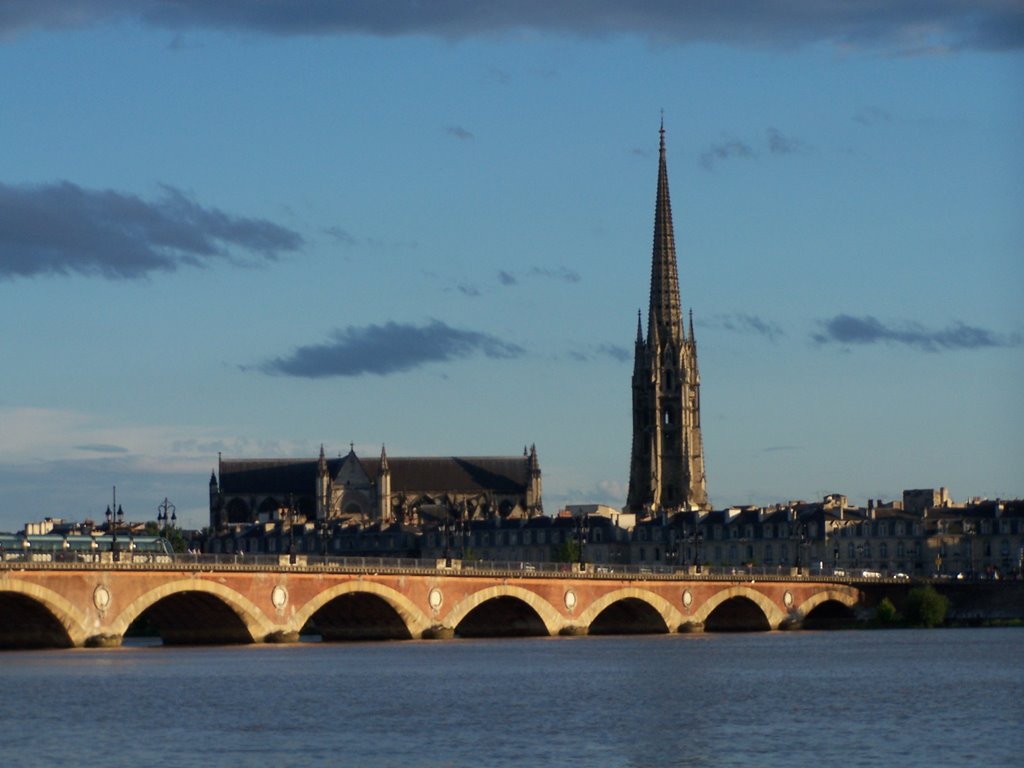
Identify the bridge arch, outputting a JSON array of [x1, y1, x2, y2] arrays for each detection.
[[291, 581, 431, 640], [444, 585, 563, 637], [0, 578, 91, 648], [110, 579, 276, 645], [576, 588, 683, 635], [693, 586, 786, 631], [795, 587, 861, 629]]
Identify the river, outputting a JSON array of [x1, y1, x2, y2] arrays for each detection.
[[0, 628, 1020, 767]]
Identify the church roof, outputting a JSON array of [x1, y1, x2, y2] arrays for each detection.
[[217, 454, 531, 496]]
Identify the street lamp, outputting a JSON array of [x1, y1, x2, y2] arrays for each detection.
[[157, 497, 176, 533], [105, 487, 124, 562]]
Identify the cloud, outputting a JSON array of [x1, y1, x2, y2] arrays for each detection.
[[713, 313, 784, 342], [74, 444, 129, 454], [259, 319, 525, 377], [766, 127, 806, 155], [597, 343, 631, 363], [529, 266, 581, 283], [2, 2, 1019, 52], [446, 125, 474, 141], [700, 138, 756, 170], [456, 283, 481, 297], [324, 225, 357, 246], [0, 181, 302, 280], [812, 314, 1021, 352], [499, 266, 581, 286], [853, 105, 893, 125]]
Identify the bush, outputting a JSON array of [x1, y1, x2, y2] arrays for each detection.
[[904, 586, 949, 628], [874, 597, 900, 626]]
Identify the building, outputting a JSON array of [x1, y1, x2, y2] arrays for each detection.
[[209, 443, 543, 531], [627, 123, 709, 515]]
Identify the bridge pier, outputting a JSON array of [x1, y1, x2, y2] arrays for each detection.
[[677, 620, 703, 633], [265, 630, 300, 643], [558, 625, 587, 636], [85, 633, 122, 648], [422, 625, 455, 640]]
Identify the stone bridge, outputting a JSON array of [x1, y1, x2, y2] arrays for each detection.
[[0, 559, 871, 649]]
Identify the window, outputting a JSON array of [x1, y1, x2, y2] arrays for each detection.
[[880, 543, 888, 559], [765, 544, 773, 564]]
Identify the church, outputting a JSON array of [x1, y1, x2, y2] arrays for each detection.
[[627, 123, 710, 514], [209, 444, 543, 530]]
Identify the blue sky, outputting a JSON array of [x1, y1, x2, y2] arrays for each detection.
[[1, 2, 1021, 531]]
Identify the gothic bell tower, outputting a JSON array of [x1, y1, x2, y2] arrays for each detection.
[[627, 122, 709, 514]]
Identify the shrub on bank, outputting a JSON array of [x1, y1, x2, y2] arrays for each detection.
[[904, 586, 950, 628], [874, 597, 900, 626]]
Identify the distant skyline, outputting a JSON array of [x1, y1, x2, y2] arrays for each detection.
[[1, 3, 1021, 531]]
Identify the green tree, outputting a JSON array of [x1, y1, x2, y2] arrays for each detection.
[[904, 586, 949, 628], [552, 541, 580, 564], [874, 597, 900, 626]]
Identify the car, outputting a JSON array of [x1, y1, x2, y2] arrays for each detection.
[[893, 572, 910, 580]]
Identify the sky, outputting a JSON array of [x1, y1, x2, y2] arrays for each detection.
[[1, 2, 1022, 532]]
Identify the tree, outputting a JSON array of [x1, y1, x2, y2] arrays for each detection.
[[553, 541, 580, 564], [904, 586, 949, 628], [874, 597, 900, 626]]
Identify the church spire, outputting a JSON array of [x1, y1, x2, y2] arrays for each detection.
[[648, 121, 683, 348]]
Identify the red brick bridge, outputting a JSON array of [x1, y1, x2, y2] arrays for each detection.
[[0, 557, 874, 649]]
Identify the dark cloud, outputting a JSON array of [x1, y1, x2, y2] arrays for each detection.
[[499, 266, 581, 286], [597, 343, 631, 363], [714, 313, 784, 342], [259, 319, 524, 378], [766, 127, 806, 155], [0, 181, 302, 280], [74, 444, 129, 454], [3, 2, 1019, 52], [700, 139, 756, 170], [813, 314, 1020, 352], [446, 125, 474, 141], [529, 266, 581, 283], [324, 225, 357, 246], [456, 283, 480, 297]]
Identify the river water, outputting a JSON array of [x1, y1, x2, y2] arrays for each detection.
[[1, 629, 1020, 767]]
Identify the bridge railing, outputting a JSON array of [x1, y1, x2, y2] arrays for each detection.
[[0, 551, 956, 583]]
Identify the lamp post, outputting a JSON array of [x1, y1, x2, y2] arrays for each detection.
[[575, 516, 586, 570], [157, 497, 176, 534], [320, 520, 330, 558], [287, 495, 297, 565], [795, 523, 807, 576], [441, 516, 452, 567], [105, 487, 124, 562], [695, 530, 704, 574]]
